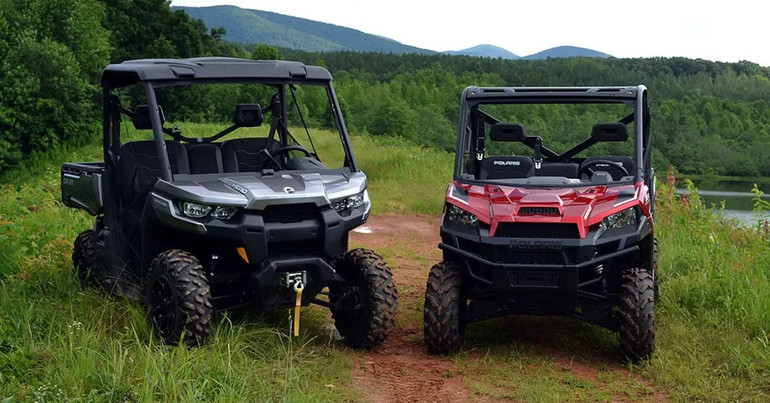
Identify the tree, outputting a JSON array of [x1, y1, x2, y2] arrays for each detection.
[[0, 0, 110, 172], [251, 43, 281, 60]]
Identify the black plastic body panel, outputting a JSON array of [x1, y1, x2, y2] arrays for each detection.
[[61, 162, 105, 215], [138, 198, 366, 311]]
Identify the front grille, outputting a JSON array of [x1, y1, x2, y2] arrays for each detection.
[[268, 240, 321, 257], [262, 203, 318, 223], [495, 250, 565, 265], [508, 271, 560, 287], [495, 223, 580, 238], [518, 207, 560, 217]]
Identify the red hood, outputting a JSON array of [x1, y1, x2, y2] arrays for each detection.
[[447, 180, 650, 238]]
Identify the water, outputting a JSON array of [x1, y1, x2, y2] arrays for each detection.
[[675, 177, 770, 227]]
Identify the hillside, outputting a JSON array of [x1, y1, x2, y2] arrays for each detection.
[[445, 44, 520, 59], [175, 6, 612, 59], [175, 5, 434, 54], [523, 45, 612, 60]]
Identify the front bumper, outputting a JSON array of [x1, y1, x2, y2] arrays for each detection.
[[147, 193, 368, 310], [440, 216, 652, 322]]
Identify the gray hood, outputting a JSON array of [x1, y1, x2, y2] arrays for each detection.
[[153, 171, 368, 209]]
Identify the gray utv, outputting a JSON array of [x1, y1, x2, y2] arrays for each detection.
[[61, 58, 398, 347]]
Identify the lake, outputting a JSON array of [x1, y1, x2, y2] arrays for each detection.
[[675, 177, 770, 227]]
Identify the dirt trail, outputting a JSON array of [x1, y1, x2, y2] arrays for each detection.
[[348, 214, 475, 402], [348, 214, 666, 403]]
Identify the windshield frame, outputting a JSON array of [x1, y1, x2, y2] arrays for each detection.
[[453, 86, 649, 189]]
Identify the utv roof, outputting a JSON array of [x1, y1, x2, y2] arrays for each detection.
[[463, 85, 646, 102], [102, 57, 333, 89]]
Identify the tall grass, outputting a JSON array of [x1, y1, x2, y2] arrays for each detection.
[[645, 179, 770, 400]]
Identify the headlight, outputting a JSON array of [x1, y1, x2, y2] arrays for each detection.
[[447, 204, 478, 227], [182, 202, 212, 218], [599, 207, 638, 230], [182, 201, 240, 220], [332, 191, 369, 216], [211, 206, 239, 219]]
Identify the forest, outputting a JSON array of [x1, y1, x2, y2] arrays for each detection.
[[2, 0, 770, 178]]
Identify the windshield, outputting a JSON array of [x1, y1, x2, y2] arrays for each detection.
[[460, 100, 636, 187], [114, 81, 350, 173]]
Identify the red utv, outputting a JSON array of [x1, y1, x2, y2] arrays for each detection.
[[424, 86, 657, 362]]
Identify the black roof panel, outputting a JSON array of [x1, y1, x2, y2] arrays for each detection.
[[102, 57, 333, 88], [462, 86, 645, 104]]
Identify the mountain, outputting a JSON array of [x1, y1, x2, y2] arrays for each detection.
[[444, 44, 519, 59], [523, 46, 611, 60], [174, 6, 611, 60], [174, 5, 434, 54]]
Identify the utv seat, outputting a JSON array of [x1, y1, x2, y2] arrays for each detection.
[[580, 156, 635, 180], [187, 143, 224, 174], [477, 156, 534, 180], [535, 162, 579, 178], [221, 138, 282, 173], [117, 140, 190, 204]]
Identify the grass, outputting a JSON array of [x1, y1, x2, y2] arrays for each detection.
[[642, 184, 770, 400], [2, 124, 770, 400]]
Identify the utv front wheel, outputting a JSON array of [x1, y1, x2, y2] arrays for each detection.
[[145, 249, 213, 346], [72, 230, 104, 288], [619, 267, 655, 362], [330, 248, 398, 348], [423, 261, 466, 354]]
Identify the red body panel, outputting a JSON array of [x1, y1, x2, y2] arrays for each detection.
[[447, 180, 653, 238]]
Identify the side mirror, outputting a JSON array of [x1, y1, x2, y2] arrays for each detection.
[[233, 104, 263, 127], [490, 123, 527, 142], [132, 105, 165, 130], [591, 122, 628, 141]]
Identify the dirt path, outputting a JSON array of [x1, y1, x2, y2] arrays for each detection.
[[348, 214, 475, 402], [348, 214, 667, 402]]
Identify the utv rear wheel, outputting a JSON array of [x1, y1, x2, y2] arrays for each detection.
[[145, 249, 213, 346], [424, 261, 466, 354], [330, 248, 398, 348], [619, 267, 655, 362], [72, 230, 104, 288]]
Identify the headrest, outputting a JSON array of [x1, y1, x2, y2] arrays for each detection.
[[490, 123, 527, 142]]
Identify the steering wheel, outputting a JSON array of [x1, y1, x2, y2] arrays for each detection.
[[579, 160, 629, 179], [261, 145, 313, 169]]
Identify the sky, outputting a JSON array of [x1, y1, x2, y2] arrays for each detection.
[[171, 0, 770, 66]]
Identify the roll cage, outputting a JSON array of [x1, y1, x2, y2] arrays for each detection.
[[454, 86, 651, 189], [101, 57, 358, 183]]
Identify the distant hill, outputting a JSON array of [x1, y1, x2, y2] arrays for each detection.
[[174, 5, 434, 54], [445, 44, 520, 59], [523, 46, 611, 60], [174, 6, 611, 60]]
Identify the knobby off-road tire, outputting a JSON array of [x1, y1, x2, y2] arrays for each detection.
[[72, 230, 105, 289], [619, 267, 655, 362], [652, 237, 659, 302], [423, 261, 466, 354], [145, 249, 213, 346], [330, 248, 398, 348]]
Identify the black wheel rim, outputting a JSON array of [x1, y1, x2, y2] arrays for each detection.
[[149, 276, 177, 338], [335, 285, 365, 313]]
